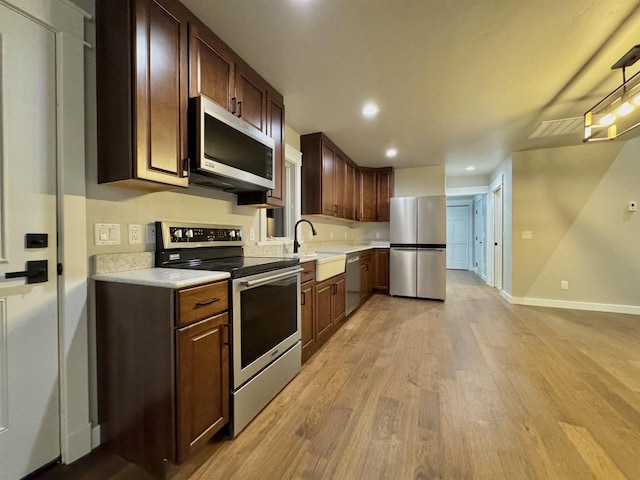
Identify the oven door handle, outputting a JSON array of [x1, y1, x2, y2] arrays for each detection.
[[240, 268, 304, 287]]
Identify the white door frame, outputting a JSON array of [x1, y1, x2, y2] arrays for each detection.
[[1, 0, 92, 464], [487, 175, 504, 291], [446, 198, 474, 270]]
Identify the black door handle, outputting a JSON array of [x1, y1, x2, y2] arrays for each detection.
[[5, 260, 48, 284]]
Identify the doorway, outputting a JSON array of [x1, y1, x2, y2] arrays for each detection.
[[446, 200, 473, 270]]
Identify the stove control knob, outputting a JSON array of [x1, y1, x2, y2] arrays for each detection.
[[229, 230, 236, 238], [173, 229, 183, 239], [185, 229, 194, 238]]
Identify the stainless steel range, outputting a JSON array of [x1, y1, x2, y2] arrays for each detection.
[[155, 221, 302, 436]]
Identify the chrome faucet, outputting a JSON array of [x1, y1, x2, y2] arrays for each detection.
[[293, 219, 317, 253]]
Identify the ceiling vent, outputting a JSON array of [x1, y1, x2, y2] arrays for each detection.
[[528, 117, 584, 139]]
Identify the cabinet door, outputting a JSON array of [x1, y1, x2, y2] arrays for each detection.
[[134, 0, 188, 187], [376, 169, 393, 221], [332, 274, 346, 323], [235, 62, 266, 132], [359, 170, 377, 221], [177, 313, 229, 462], [374, 249, 390, 290], [321, 143, 336, 216], [344, 162, 356, 221], [315, 279, 333, 336], [266, 88, 286, 206], [334, 153, 345, 218], [301, 281, 315, 352], [188, 22, 235, 110]]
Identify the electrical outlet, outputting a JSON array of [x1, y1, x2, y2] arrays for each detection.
[[628, 201, 637, 212], [344, 232, 348, 239], [249, 228, 256, 242], [146, 224, 156, 244], [94, 223, 120, 246], [561, 280, 569, 290], [330, 232, 334, 240], [376, 232, 381, 239], [128, 224, 142, 245], [522, 231, 533, 240]]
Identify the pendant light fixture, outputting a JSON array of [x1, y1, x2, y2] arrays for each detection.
[[584, 45, 640, 142]]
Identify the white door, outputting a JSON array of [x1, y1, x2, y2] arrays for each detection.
[[446, 206, 470, 270], [474, 196, 485, 277], [0, 5, 60, 478]]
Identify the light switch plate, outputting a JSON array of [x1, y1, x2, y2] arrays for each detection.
[[522, 231, 533, 240], [95, 223, 121, 246]]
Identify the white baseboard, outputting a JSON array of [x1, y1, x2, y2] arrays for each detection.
[[63, 422, 92, 464], [505, 295, 640, 315], [91, 424, 101, 449]]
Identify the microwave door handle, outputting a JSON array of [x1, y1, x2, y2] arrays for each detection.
[[241, 268, 304, 288]]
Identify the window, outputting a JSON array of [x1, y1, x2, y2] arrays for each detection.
[[259, 144, 302, 244]]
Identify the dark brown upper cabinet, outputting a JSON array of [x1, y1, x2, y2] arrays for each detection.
[[188, 21, 235, 111], [376, 167, 394, 221], [187, 20, 283, 207], [97, 0, 284, 200], [358, 168, 377, 222], [301, 132, 393, 222], [301, 133, 346, 218], [96, 0, 190, 190]]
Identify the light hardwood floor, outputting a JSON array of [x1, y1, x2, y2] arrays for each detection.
[[39, 271, 640, 480]]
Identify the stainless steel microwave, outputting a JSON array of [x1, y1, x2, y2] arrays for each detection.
[[190, 95, 275, 192]]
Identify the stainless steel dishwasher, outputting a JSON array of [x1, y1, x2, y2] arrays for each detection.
[[346, 253, 360, 316]]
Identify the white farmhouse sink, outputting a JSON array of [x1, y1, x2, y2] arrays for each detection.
[[315, 253, 346, 281]]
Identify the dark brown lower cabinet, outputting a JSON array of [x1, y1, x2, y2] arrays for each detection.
[[96, 279, 230, 478], [315, 278, 334, 337], [177, 312, 229, 461], [300, 279, 316, 359], [374, 249, 390, 291]]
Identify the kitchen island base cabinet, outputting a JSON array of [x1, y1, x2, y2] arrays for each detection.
[[96, 279, 229, 478]]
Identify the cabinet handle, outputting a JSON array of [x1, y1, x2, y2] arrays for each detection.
[[231, 97, 237, 115], [237, 101, 243, 118], [223, 324, 230, 346], [332, 284, 337, 295], [182, 158, 190, 176], [301, 291, 306, 305], [195, 297, 220, 307]]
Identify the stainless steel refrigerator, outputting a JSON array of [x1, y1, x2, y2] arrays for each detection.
[[390, 195, 446, 300]]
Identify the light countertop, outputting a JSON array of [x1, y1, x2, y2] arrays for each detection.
[[92, 268, 230, 289], [315, 243, 390, 254]]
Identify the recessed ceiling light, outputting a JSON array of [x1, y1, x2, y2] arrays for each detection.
[[362, 102, 379, 119], [385, 148, 398, 158], [466, 166, 476, 171]]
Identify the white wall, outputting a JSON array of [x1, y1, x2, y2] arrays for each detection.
[[394, 165, 445, 197], [509, 139, 639, 312]]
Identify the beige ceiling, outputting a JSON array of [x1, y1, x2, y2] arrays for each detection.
[[181, 0, 640, 177]]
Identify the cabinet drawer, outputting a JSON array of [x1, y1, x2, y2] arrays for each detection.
[[177, 281, 228, 327], [300, 261, 316, 284]]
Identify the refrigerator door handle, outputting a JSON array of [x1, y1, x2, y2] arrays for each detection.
[[392, 247, 416, 251]]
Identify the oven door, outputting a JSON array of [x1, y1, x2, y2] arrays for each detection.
[[232, 266, 302, 389]]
